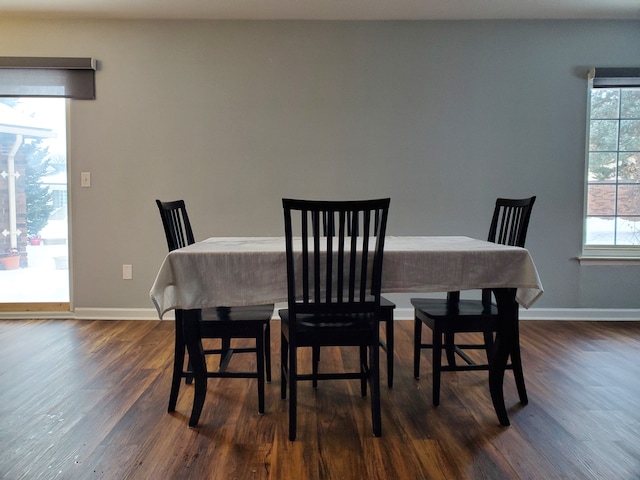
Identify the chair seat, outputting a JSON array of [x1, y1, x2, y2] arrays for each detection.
[[411, 298, 498, 334], [199, 305, 273, 339], [379, 296, 395, 318], [279, 309, 374, 329], [281, 296, 396, 388], [411, 298, 498, 318], [279, 298, 392, 322], [201, 304, 275, 322]]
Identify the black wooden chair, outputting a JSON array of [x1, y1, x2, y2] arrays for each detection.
[[411, 196, 536, 406], [316, 211, 396, 388], [155, 199, 273, 426], [279, 198, 390, 440]]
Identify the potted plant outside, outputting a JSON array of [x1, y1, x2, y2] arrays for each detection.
[[0, 249, 20, 270], [29, 235, 42, 246]]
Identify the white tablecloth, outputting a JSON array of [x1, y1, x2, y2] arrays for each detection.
[[150, 236, 543, 318]]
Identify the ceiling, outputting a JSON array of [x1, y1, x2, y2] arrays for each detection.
[[0, 0, 639, 21]]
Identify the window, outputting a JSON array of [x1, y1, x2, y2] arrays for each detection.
[[584, 68, 640, 257]]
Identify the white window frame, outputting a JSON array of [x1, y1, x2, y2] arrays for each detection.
[[580, 68, 640, 264]]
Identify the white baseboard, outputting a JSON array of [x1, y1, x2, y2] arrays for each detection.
[[1, 307, 638, 321], [0, 308, 172, 321], [395, 307, 640, 321], [71, 308, 177, 320], [517, 308, 640, 321], [73, 308, 177, 320]]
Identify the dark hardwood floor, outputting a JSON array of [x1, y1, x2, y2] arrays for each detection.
[[1, 319, 639, 479]]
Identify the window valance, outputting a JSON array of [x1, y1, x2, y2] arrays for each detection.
[[589, 67, 640, 88], [0, 57, 96, 99]]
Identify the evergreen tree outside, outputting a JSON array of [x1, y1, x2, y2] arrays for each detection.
[[22, 140, 54, 239], [589, 88, 640, 182]]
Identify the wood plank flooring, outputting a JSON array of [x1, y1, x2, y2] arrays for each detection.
[[1, 319, 639, 479]]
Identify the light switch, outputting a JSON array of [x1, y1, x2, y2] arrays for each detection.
[[81, 172, 91, 187]]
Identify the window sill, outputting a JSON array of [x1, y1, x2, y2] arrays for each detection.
[[577, 256, 640, 266]]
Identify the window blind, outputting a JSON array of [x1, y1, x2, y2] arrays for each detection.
[[590, 67, 640, 88], [0, 57, 96, 99]]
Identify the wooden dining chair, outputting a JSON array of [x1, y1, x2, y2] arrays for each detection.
[[279, 198, 390, 440], [155, 199, 273, 426], [316, 211, 396, 388], [411, 196, 536, 406]]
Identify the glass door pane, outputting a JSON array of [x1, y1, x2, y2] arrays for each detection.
[[0, 98, 70, 305]]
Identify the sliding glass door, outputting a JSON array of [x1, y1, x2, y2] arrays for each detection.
[[0, 98, 70, 308]]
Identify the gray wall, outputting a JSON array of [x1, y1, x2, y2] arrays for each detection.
[[1, 19, 639, 311]]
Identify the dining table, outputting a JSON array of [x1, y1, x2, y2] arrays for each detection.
[[150, 235, 543, 426]]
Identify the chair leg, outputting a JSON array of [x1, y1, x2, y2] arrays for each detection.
[[385, 318, 394, 388], [219, 335, 231, 370], [185, 358, 194, 385], [511, 347, 528, 404], [312, 346, 320, 389], [280, 333, 288, 400], [168, 315, 185, 412], [189, 368, 207, 427], [360, 346, 368, 397], [432, 329, 442, 407], [176, 311, 194, 386], [370, 341, 382, 437], [256, 331, 265, 414], [510, 324, 528, 405], [413, 317, 422, 379], [444, 331, 456, 367], [288, 340, 298, 441], [265, 322, 272, 383], [483, 331, 495, 364], [183, 311, 207, 428]]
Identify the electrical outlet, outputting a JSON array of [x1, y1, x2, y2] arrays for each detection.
[[122, 264, 132, 280]]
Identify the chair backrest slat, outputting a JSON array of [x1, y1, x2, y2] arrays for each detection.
[[319, 209, 384, 238], [283, 198, 390, 320], [156, 199, 196, 252]]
